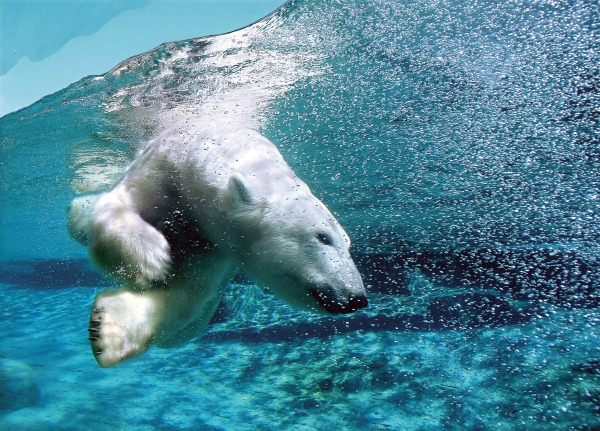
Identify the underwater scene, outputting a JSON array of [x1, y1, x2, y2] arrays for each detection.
[[1, 0, 599, 429]]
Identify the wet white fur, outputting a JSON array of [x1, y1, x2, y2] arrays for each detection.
[[70, 126, 364, 367]]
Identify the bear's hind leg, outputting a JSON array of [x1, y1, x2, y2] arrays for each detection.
[[88, 288, 166, 368]]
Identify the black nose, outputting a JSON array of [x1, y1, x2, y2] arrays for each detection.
[[347, 294, 368, 312], [311, 287, 368, 314]]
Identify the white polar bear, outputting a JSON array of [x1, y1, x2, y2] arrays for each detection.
[[68, 126, 366, 367]]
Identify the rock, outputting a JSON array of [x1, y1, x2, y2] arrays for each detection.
[[0, 358, 40, 412]]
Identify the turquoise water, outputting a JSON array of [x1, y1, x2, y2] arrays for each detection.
[[1, 0, 599, 429], [0, 0, 285, 115]]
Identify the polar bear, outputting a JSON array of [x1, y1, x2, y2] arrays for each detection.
[[68, 126, 366, 367]]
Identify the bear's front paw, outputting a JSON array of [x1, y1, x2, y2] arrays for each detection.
[[88, 290, 161, 367]]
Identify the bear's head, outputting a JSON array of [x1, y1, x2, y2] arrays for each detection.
[[225, 173, 367, 315]]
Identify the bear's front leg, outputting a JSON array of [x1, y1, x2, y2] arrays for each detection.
[[89, 190, 172, 289], [88, 252, 238, 367]]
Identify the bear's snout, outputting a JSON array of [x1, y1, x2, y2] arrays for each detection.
[[310, 286, 368, 314]]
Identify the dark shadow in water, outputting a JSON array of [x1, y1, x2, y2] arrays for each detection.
[[2, 245, 596, 342], [0, 257, 252, 291], [572, 360, 600, 376], [207, 292, 539, 343], [359, 247, 600, 309], [0, 259, 109, 289], [3, 245, 599, 309]]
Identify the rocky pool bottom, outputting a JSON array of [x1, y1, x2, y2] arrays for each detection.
[[0, 271, 598, 431]]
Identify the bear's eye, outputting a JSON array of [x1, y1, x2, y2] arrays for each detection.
[[315, 232, 332, 246]]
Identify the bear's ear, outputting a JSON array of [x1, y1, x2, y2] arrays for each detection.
[[228, 173, 253, 205]]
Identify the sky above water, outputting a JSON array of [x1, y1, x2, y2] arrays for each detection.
[[0, 0, 285, 117]]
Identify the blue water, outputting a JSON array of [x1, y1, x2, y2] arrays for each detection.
[[1, 0, 599, 429]]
